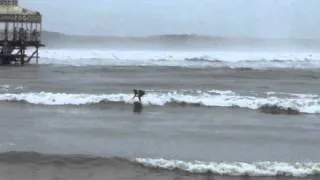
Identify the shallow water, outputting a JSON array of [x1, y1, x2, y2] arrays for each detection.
[[0, 49, 320, 179]]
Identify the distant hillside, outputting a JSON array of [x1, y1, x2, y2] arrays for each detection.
[[41, 30, 68, 43], [42, 31, 66, 39], [40, 30, 320, 51]]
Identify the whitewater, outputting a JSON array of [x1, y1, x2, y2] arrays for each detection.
[[32, 48, 320, 69], [1, 90, 320, 114], [135, 158, 320, 177]]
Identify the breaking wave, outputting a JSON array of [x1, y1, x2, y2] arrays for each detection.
[[0, 151, 319, 177], [135, 158, 320, 177], [1, 90, 320, 114], [34, 49, 320, 69]]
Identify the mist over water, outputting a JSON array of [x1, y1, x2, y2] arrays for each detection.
[[19, 0, 320, 53], [22, 0, 320, 39]]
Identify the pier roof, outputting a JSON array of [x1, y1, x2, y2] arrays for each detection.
[[0, 6, 36, 14], [0, 0, 41, 22]]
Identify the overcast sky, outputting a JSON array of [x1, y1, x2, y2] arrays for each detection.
[[20, 0, 320, 39]]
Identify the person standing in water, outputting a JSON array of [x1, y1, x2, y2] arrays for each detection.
[[132, 89, 145, 103], [132, 89, 146, 113]]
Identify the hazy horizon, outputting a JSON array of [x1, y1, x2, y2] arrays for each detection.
[[20, 0, 320, 40]]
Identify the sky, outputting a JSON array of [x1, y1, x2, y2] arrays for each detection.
[[20, 0, 320, 39]]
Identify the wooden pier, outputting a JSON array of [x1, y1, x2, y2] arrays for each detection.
[[0, 0, 44, 65]]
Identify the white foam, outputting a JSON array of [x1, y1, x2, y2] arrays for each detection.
[[135, 158, 320, 177], [266, 91, 319, 98], [33, 49, 320, 69], [0, 85, 10, 91], [0, 90, 320, 113], [0, 92, 127, 105], [0, 85, 23, 92]]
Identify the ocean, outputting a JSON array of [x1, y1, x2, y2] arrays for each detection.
[[0, 48, 320, 180]]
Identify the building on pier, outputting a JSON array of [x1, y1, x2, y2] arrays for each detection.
[[0, 0, 43, 65]]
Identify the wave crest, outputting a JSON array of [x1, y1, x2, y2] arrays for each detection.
[[0, 90, 320, 114], [135, 158, 320, 177], [259, 105, 300, 115], [36, 49, 320, 69], [0, 151, 319, 177]]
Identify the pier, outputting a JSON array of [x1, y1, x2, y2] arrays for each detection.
[[0, 0, 43, 65]]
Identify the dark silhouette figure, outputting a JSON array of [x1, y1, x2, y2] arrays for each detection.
[[133, 89, 145, 102], [132, 89, 146, 113]]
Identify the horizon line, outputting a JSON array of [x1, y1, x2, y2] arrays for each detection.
[[41, 30, 320, 41]]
